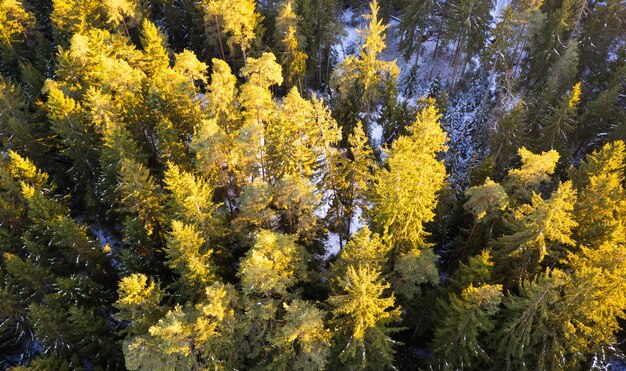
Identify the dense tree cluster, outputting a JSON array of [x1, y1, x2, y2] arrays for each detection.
[[0, 0, 625, 369]]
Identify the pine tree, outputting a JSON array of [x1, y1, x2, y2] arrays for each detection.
[[328, 264, 401, 370], [431, 284, 503, 369]]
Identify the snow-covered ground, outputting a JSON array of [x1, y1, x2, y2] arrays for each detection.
[[322, 1, 515, 258]]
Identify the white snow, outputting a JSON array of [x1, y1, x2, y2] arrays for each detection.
[[323, 232, 342, 259]]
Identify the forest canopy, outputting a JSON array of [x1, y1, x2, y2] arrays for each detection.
[[0, 0, 625, 369]]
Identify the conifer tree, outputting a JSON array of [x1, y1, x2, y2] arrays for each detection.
[[331, 0, 399, 137], [272, 175, 321, 240], [443, 0, 493, 82], [0, 151, 122, 367], [493, 269, 571, 370], [114, 273, 166, 336], [526, 0, 578, 84], [491, 101, 529, 171], [140, 20, 170, 76], [563, 241, 626, 364], [201, 0, 260, 59], [117, 158, 166, 243], [0, 0, 36, 68], [0, 77, 49, 162], [122, 282, 239, 370], [505, 146, 559, 200], [485, 5, 516, 73], [431, 284, 503, 369], [238, 52, 283, 180], [493, 181, 577, 281], [238, 230, 308, 297], [326, 121, 374, 246], [397, 0, 439, 62], [102, 0, 144, 36], [190, 58, 242, 209], [539, 82, 581, 153], [328, 264, 401, 370], [463, 178, 509, 250], [269, 300, 331, 370], [569, 141, 626, 249], [275, 0, 308, 91], [330, 226, 390, 281], [165, 221, 215, 298], [371, 101, 448, 250], [164, 163, 220, 238], [50, 0, 105, 46], [464, 178, 509, 223], [448, 250, 496, 292], [370, 101, 447, 300]]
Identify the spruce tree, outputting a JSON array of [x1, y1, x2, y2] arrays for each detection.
[[569, 141, 626, 249], [201, 0, 260, 59], [269, 300, 331, 370], [505, 146, 559, 200], [370, 101, 447, 300], [431, 284, 503, 369], [331, 0, 399, 138], [493, 181, 577, 281], [238, 230, 308, 297], [538, 82, 581, 153], [328, 264, 401, 370], [275, 0, 308, 91], [493, 269, 571, 370], [443, 0, 493, 82]]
